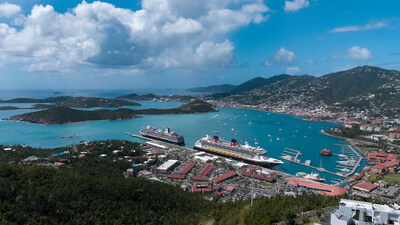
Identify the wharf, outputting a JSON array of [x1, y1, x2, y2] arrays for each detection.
[[280, 148, 345, 177], [124, 132, 196, 152]]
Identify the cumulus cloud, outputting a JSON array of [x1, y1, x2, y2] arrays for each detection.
[[0, 2, 21, 18], [286, 66, 300, 74], [284, 0, 309, 12], [264, 47, 297, 66], [331, 21, 388, 33], [0, 0, 270, 72], [347, 46, 372, 60]]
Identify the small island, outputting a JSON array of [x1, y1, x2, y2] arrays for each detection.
[[130, 100, 216, 114], [7, 100, 216, 125], [0, 106, 20, 110], [8, 107, 139, 125], [0, 96, 141, 108]]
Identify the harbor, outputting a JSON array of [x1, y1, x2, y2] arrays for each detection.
[[280, 144, 363, 179]]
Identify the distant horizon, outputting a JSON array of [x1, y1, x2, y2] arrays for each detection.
[[0, 0, 399, 89]]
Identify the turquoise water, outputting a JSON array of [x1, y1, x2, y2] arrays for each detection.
[[0, 101, 364, 184]]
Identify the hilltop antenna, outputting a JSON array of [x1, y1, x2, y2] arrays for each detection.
[[72, 144, 78, 153], [251, 180, 254, 207]]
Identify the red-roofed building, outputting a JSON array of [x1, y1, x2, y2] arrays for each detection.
[[286, 179, 347, 196], [202, 186, 212, 193], [198, 164, 214, 176], [191, 186, 201, 193], [320, 148, 333, 156], [371, 160, 399, 174], [167, 174, 185, 179], [191, 176, 210, 182], [390, 133, 400, 139], [212, 171, 238, 183], [367, 152, 388, 163], [225, 186, 235, 192], [213, 185, 223, 192], [151, 150, 165, 155], [178, 162, 195, 175], [353, 181, 378, 192], [241, 170, 276, 183], [349, 173, 361, 181], [247, 165, 261, 173], [191, 185, 212, 194]]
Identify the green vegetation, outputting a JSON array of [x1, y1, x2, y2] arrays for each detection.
[[131, 100, 216, 114], [382, 173, 400, 186], [57, 97, 140, 108], [230, 74, 291, 93], [8, 107, 139, 125], [326, 126, 366, 138], [116, 93, 158, 100], [187, 84, 237, 93], [0, 163, 217, 225], [7, 100, 215, 125], [214, 194, 340, 225]]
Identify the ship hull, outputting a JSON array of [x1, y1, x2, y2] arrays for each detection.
[[141, 134, 185, 146], [193, 146, 281, 168]]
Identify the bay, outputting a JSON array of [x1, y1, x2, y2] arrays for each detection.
[[0, 100, 364, 184]]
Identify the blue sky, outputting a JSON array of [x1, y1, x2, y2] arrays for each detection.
[[0, 0, 399, 89]]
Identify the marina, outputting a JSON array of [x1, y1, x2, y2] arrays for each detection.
[[280, 144, 363, 178]]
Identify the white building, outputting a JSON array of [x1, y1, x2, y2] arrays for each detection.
[[157, 159, 179, 173], [331, 199, 400, 225]]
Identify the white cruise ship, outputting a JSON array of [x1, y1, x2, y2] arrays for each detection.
[[194, 135, 283, 168]]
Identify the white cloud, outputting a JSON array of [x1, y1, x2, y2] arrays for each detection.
[[0, 2, 21, 18], [0, 0, 270, 72], [264, 47, 297, 66], [284, 0, 309, 12], [331, 21, 388, 33], [286, 66, 300, 74], [306, 59, 314, 65], [347, 46, 372, 60]]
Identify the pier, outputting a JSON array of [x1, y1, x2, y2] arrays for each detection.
[[124, 132, 196, 152], [280, 148, 346, 177], [279, 144, 363, 178]]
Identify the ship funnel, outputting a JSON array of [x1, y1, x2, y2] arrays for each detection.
[[165, 128, 170, 133], [230, 139, 237, 146], [213, 136, 220, 143]]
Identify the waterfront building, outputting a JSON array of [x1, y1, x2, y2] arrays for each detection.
[[331, 199, 400, 225], [157, 160, 179, 173]]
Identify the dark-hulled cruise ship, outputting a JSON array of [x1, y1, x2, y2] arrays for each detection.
[[194, 135, 283, 168], [140, 126, 185, 145]]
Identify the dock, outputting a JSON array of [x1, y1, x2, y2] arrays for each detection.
[[280, 148, 345, 177], [124, 132, 196, 152]]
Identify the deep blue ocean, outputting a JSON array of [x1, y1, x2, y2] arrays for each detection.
[[0, 89, 364, 184]]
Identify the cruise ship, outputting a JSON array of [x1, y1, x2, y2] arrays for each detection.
[[194, 135, 283, 168], [140, 126, 185, 145]]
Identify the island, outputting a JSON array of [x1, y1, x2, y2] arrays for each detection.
[[115, 93, 157, 100], [7, 100, 216, 125], [7, 107, 139, 125], [0, 96, 141, 108], [0, 106, 20, 110], [130, 100, 216, 114]]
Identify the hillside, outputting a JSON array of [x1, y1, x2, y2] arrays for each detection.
[[8, 107, 139, 125], [229, 74, 291, 93], [0, 96, 141, 108], [186, 84, 237, 93], [115, 93, 157, 100], [227, 66, 400, 109]]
